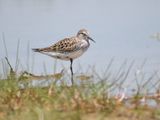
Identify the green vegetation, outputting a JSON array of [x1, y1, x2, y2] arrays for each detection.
[[0, 57, 160, 120]]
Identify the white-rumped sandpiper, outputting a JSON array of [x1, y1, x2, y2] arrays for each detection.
[[32, 29, 95, 85]]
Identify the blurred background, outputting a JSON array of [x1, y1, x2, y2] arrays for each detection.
[[0, 0, 160, 79]]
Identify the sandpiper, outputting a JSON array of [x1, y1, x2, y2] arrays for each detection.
[[32, 29, 95, 85]]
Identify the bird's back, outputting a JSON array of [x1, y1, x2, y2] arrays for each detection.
[[33, 36, 87, 53]]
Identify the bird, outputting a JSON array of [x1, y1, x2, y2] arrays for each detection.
[[32, 29, 95, 85]]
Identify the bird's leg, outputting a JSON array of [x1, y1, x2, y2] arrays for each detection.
[[70, 59, 74, 85]]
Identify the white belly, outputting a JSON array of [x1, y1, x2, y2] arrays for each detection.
[[68, 49, 87, 59], [56, 47, 88, 60]]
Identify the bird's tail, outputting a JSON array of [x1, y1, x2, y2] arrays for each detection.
[[32, 47, 50, 52], [32, 48, 41, 52]]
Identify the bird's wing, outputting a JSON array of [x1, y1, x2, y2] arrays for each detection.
[[45, 37, 83, 53], [32, 37, 84, 53]]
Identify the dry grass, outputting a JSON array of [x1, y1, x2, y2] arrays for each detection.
[[0, 65, 160, 120]]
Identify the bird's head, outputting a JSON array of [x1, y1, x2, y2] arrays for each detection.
[[77, 29, 95, 43]]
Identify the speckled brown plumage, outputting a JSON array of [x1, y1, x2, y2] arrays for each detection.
[[41, 37, 81, 53], [32, 29, 95, 59]]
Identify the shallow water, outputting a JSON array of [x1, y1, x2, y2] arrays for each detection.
[[0, 0, 160, 86]]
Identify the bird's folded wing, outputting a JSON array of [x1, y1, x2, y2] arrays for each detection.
[[48, 38, 84, 53], [32, 37, 85, 53]]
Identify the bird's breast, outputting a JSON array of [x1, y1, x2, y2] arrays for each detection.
[[80, 39, 90, 49], [68, 49, 88, 59]]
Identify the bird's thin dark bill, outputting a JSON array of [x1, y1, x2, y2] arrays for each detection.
[[88, 36, 95, 43]]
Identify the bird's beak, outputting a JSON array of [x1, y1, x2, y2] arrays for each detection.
[[88, 36, 95, 43]]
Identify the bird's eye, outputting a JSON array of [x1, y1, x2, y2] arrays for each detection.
[[81, 33, 86, 36]]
